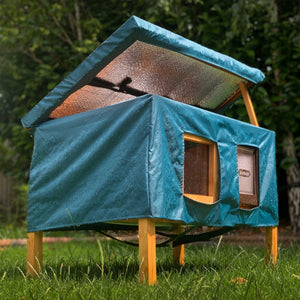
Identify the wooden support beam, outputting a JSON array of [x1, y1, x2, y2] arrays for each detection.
[[239, 82, 259, 126], [139, 218, 157, 285], [27, 231, 43, 276], [265, 226, 278, 265], [173, 225, 185, 266], [239, 82, 278, 265]]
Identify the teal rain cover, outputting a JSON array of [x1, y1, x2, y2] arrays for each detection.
[[21, 16, 265, 129], [27, 95, 278, 232], [22, 16, 277, 232]]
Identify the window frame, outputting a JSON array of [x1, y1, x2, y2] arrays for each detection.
[[237, 145, 259, 209], [183, 133, 218, 204]]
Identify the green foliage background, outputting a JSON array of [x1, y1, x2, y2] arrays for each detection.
[[0, 0, 299, 219]]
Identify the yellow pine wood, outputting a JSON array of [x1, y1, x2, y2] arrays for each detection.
[[27, 231, 43, 277], [138, 218, 157, 285], [173, 225, 185, 266], [184, 133, 213, 145], [183, 194, 214, 204], [265, 226, 278, 265], [209, 143, 218, 201], [239, 82, 259, 126]]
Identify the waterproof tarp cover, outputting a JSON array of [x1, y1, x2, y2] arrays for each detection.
[[27, 95, 278, 232], [21, 16, 265, 128]]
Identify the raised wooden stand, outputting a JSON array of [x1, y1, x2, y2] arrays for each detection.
[[27, 222, 278, 284]]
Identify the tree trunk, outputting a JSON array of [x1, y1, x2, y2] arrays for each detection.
[[269, 0, 300, 231], [282, 131, 300, 232]]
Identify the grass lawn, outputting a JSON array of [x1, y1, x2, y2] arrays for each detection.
[[0, 234, 300, 300]]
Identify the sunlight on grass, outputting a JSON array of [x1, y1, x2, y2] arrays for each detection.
[[0, 239, 299, 299]]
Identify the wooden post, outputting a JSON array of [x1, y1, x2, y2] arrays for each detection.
[[173, 225, 185, 266], [239, 81, 278, 265], [27, 231, 43, 276], [138, 218, 156, 285], [239, 82, 259, 126], [265, 226, 278, 265]]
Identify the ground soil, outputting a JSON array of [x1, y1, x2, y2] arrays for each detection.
[[0, 226, 299, 249]]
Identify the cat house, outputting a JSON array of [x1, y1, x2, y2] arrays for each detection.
[[22, 16, 278, 284]]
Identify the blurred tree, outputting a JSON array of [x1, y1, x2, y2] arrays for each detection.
[[0, 0, 299, 229], [224, 0, 300, 231], [0, 0, 160, 180], [0, 0, 103, 180]]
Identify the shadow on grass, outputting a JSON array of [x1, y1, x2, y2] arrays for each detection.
[[1, 258, 224, 281], [158, 261, 223, 274]]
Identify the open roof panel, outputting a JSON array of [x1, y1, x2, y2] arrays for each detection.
[[22, 16, 264, 128]]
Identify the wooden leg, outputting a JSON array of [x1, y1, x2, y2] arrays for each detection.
[[27, 231, 43, 276], [265, 226, 278, 265], [139, 218, 156, 285], [173, 225, 184, 266]]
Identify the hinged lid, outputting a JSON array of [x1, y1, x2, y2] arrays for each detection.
[[22, 16, 264, 128]]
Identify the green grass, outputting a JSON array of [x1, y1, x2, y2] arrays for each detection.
[[0, 224, 103, 239], [0, 224, 28, 239], [0, 237, 300, 300]]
